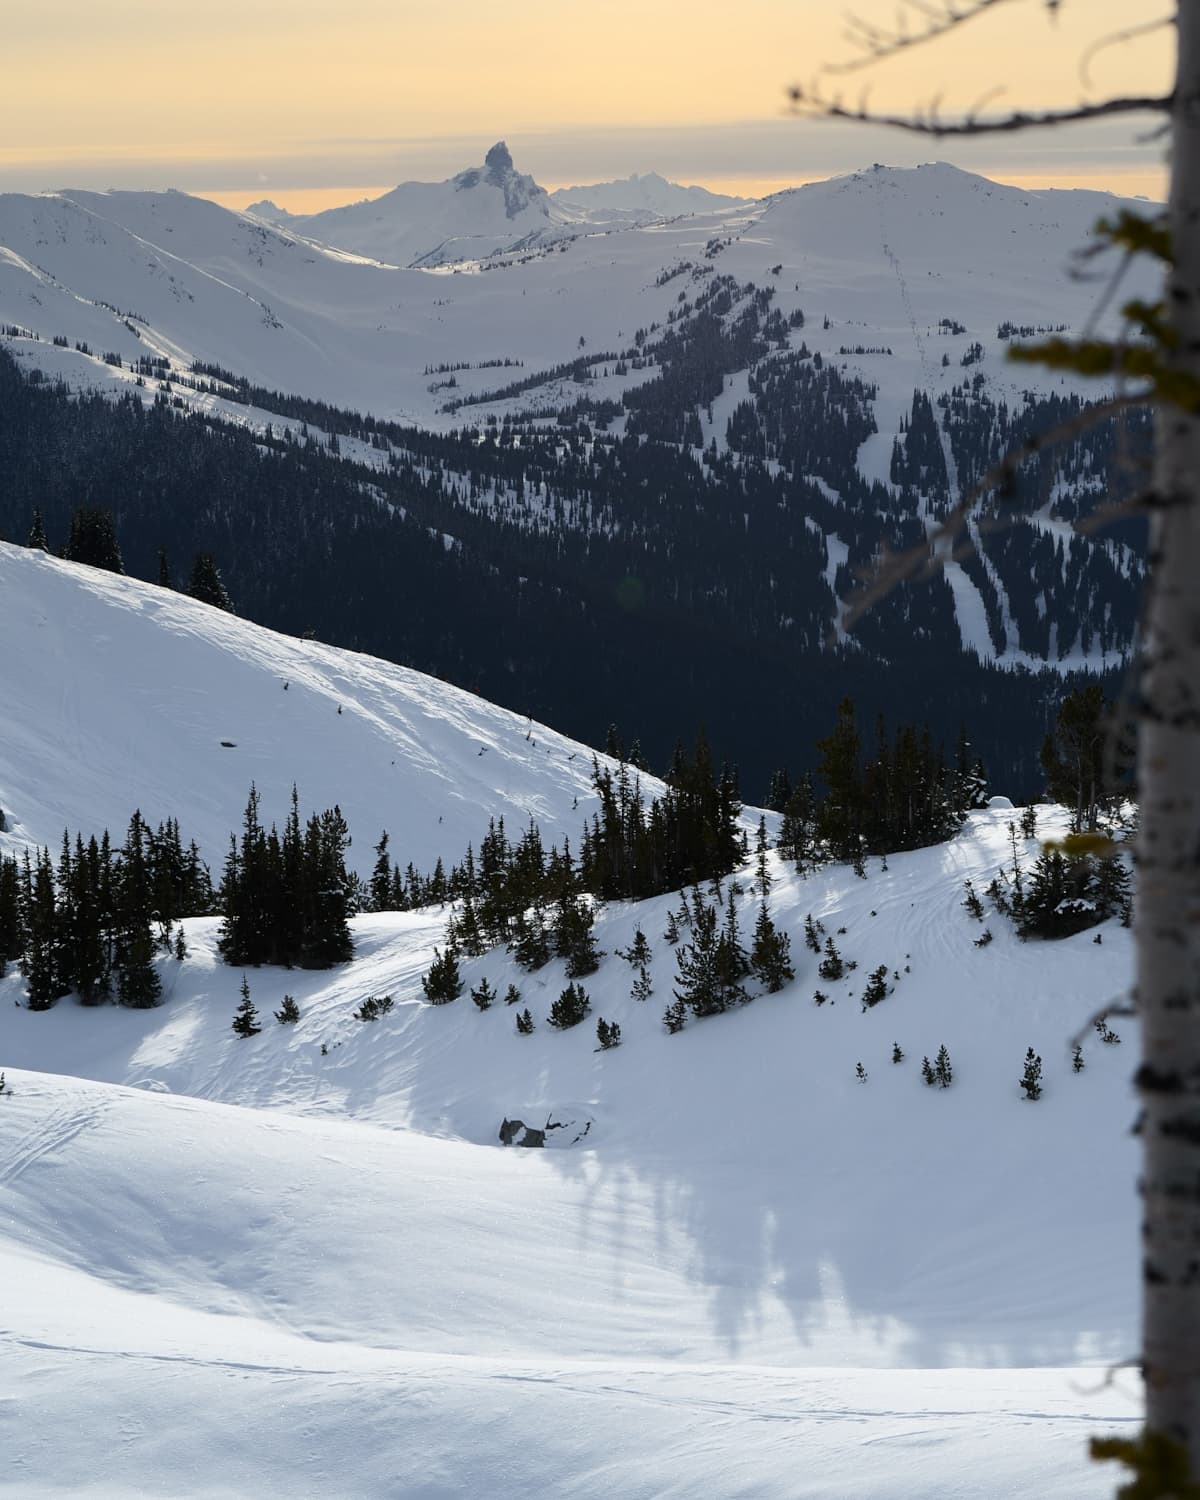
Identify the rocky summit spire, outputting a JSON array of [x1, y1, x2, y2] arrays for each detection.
[[484, 141, 514, 182]]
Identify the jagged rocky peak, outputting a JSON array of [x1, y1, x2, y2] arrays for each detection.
[[454, 140, 547, 219], [485, 140, 515, 182]]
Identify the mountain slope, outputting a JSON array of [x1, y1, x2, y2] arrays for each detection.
[[0, 542, 622, 873], [0, 545, 1143, 1495], [282, 141, 567, 267]]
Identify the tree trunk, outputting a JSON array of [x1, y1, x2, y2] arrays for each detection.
[[1140, 5, 1200, 1469]]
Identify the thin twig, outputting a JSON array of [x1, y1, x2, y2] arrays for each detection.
[[789, 89, 1173, 136], [826, 0, 1029, 76], [840, 395, 1150, 631], [1079, 15, 1175, 93]]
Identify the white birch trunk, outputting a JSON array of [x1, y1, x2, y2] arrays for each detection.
[[1141, 3, 1200, 1467]]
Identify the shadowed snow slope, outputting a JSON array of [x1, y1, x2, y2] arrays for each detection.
[[1, 546, 1142, 1496]]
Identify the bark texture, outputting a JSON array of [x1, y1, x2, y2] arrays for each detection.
[[1142, 5, 1200, 1469]]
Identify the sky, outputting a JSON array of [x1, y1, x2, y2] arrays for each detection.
[[2, 1, 1172, 210]]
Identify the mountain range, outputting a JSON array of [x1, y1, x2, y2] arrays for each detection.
[[0, 151, 1154, 791]]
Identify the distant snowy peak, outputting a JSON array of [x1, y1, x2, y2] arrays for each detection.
[[283, 141, 562, 267], [452, 140, 546, 221], [551, 171, 747, 220], [244, 198, 300, 225]]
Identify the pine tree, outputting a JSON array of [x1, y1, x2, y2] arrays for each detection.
[[187, 552, 234, 612], [860, 964, 890, 1010], [1072, 1043, 1085, 1073], [422, 947, 463, 1005], [662, 996, 687, 1033], [817, 936, 844, 981], [503, 983, 522, 1006], [754, 816, 772, 899], [27, 509, 48, 551], [663, 909, 681, 945], [750, 901, 794, 993], [1019, 1047, 1043, 1101], [370, 831, 393, 912], [962, 879, 985, 921], [934, 1044, 953, 1088], [921, 1055, 935, 1087], [617, 926, 652, 969], [892, 1042, 904, 1064], [232, 975, 261, 1037], [548, 981, 591, 1030], [64, 507, 124, 573], [471, 977, 497, 1011], [274, 994, 300, 1023], [631, 966, 653, 1002], [855, 1061, 868, 1083], [804, 913, 821, 953], [596, 1017, 622, 1049], [157, 548, 173, 588], [516, 1007, 534, 1034]]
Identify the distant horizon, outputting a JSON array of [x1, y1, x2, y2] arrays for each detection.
[[1, 130, 1167, 217]]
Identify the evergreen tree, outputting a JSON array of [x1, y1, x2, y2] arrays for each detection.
[[1040, 684, 1109, 832], [934, 1044, 953, 1088], [64, 507, 124, 573], [750, 901, 794, 993], [962, 879, 985, 921], [817, 936, 844, 981], [1019, 1047, 1043, 1101], [662, 995, 687, 1033], [471, 977, 497, 1011], [27, 509, 48, 551], [714, 888, 750, 1009], [1072, 1043, 1084, 1073], [754, 816, 772, 899], [516, 1007, 534, 1034], [187, 552, 234, 612], [673, 896, 723, 1017], [274, 994, 300, 1023], [596, 1017, 622, 1049], [860, 964, 890, 1010], [548, 981, 591, 1030], [422, 947, 463, 1005], [370, 831, 393, 912], [855, 1061, 868, 1083], [231, 975, 261, 1037], [921, 1055, 936, 1087], [617, 926, 652, 969], [892, 1042, 904, 1064], [503, 982, 522, 1006], [157, 548, 173, 588]]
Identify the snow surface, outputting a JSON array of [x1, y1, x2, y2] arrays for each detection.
[[0, 548, 1143, 1496]]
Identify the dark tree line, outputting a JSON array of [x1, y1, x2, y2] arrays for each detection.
[[0, 813, 211, 1009]]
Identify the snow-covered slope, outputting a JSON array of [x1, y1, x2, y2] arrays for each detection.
[[279, 141, 567, 267], [1, 544, 1143, 1496], [0, 543, 624, 874]]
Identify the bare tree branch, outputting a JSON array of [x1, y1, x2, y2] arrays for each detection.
[[1079, 15, 1176, 92], [788, 87, 1173, 136], [826, 0, 1041, 77]]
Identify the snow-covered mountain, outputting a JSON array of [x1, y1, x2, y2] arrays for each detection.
[[0, 161, 1158, 771], [266, 141, 568, 267], [0, 545, 1141, 1496], [551, 170, 747, 224]]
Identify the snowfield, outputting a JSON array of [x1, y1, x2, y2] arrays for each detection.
[[0, 548, 1142, 1496]]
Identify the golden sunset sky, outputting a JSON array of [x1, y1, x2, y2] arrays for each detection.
[[2, 0, 1172, 208]]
